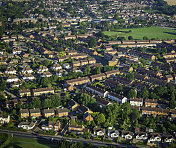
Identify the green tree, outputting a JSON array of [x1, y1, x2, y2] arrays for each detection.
[[88, 38, 97, 48], [96, 113, 106, 125], [127, 89, 137, 99], [0, 79, 6, 91], [128, 36, 133, 40], [138, 86, 149, 99], [143, 36, 148, 40], [84, 66, 91, 75], [170, 92, 176, 109], [115, 84, 123, 93]]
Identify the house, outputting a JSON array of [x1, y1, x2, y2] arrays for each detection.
[[107, 127, 119, 138], [145, 99, 158, 107], [38, 66, 48, 73], [148, 133, 161, 143], [88, 58, 96, 64], [171, 110, 176, 118], [19, 89, 31, 97], [41, 71, 52, 77], [20, 109, 29, 118], [130, 98, 143, 107], [18, 121, 36, 130], [83, 112, 93, 121], [164, 75, 173, 83], [29, 108, 41, 118], [65, 76, 90, 86], [63, 63, 70, 69], [68, 99, 79, 111], [5, 67, 17, 75], [80, 59, 88, 66], [42, 120, 61, 131], [107, 92, 127, 104], [93, 126, 105, 136], [42, 108, 55, 118], [32, 87, 54, 96], [22, 74, 35, 81], [94, 96, 112, 107], [56, 108, 69, 117], [90, 73, 106, 82], [135, 132, 148, 140], [68, 50, 77, 55], [121, 130, 133, 139], [7, 75, 19, 83], [68, 125, 85, 134], [163, 135, 175, 143], [72, 61, 81, 67], [0, 115, 10, 124], [21, 67, 33, 74], [142, 107, 169, 116], [85, 85, 108, 98], [77, 105, 93, 114], [51, 64, 62, 71], [105, 70, 120, 78], [121, 66, 133, 72]]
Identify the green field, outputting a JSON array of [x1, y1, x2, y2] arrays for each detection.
[[6, 137, 58, 148], [103, 27, 176, 40]]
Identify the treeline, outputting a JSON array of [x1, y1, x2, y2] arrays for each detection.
[[153, 0, 176, 15]]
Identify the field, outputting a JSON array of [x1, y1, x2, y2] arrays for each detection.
[[164, 0, 176, 5], [5, 137, 58, 148], [103, 27, 176, 40]]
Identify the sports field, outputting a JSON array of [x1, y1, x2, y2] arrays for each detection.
[[6, 137, 58, 148], [164, 0, 176, 5], [103, 27, 176, 40]]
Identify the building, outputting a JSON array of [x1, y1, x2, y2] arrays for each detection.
[[19, 89, 31, 97], [18, 121, 36, 130], [42, 108, 55, 118], [107, 92, 127, 104], [29, 108, 41, 118], [90, 73, 107, 82], [83, 112, 93, 121], [105, 70, 120, 78], [56, 108, 69, 117], [93, 126, 105, 136], [42, 120, 61, 131], [65, 77, 90, 86], [68, 99, 79, 111], [68, 125, 85, 134], [32, 87, 54, 96], [121, 130, 133, 139], [145, 99, 158, 107], [20, 109, 29, 118], [130, 98, 143, 107], [0, 115, 10, 124]]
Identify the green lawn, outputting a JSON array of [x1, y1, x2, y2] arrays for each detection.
[[103, 27, 176, 40], [5, 137, 58, 148]]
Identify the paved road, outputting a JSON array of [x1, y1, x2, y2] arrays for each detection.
[[0, 129, 138, 148]]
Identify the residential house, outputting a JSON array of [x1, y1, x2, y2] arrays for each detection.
[[72, 61, 81, 67], [18, 121, 36, 130], [32, 87, 54, 96], [68, 125, 85, 134], [29, 108, 41, 118], [22, 74, 35, 81], [41, 71, 52, 77], [121, 130, 133, 140], [0, 115, 10, 124], [164, 75, 173, 83], [93, 126, 105, 136], [68, 99, 79, 111], [148, 133, 162, 143], [135, 132, 148, 140], [38, 66, 48, 73], [145, 99, 158, 107], [77, 105, 93, 114], [21, 67, 33, 74], [85, 85, 108, 98], [107, 92, 127, 104], [163, 135, 175, 143], [19, 89, 31, 97], [5, 67, 17, 75], [51, 64, 62, 71], [56, 108, 69, 117], [42, 120, 61, 131], [142, 107, 169, 116], [88, 58, 96, 64], [83, 112, 93, 121], [63, 63, 70, 69], [20, 109, 29, 118], [105, 70, 120, 78], [107, 127, 119, 138], [80, 59, 88, 66], [42, 108, 55, 118], [65, 76, 90, 86], [130, 98, 143, 107], [90, 73, 107, 82], [94, 96, 112, 107]]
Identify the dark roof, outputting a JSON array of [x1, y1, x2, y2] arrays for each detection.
[[57, 108, 68, 113]]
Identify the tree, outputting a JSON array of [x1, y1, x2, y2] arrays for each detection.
[[84, 66, 91, 75], [126, 73, 134, 80], [0, 79, 6, 91], [143, 36, 148, 40], [88, 38, 97, 48], [115, 84, 123, 93], [170, 92, 176, 109], [130, 109, 140, 123], [96, 113, 106, 125], [154, 86, 167, 97], [128, 36, 133, 40], [138, 86, 149, 99], [127, 89, 137, 99], [95, 66, 101, 74]]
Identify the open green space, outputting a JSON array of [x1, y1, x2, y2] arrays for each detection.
[[103, 27, 176, 40], [5, 137, 58, 148]]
